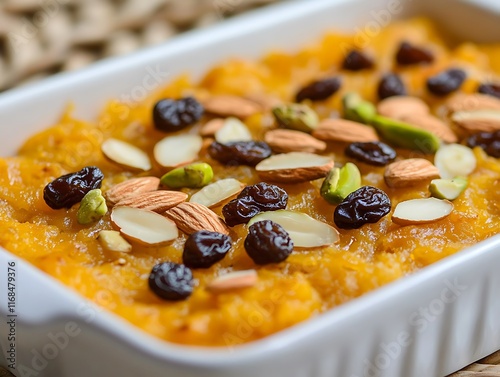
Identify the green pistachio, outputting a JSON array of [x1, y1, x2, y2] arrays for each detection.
[[97, 230, 132, 253], [371, 115, 441, 154], [272, 103, 319, 133], [160, 162, 213, 189], [77, 189, 108, 225], [342, 92, 377, 124], [320, 162, 362, 204], [429, 177, 468, 200]]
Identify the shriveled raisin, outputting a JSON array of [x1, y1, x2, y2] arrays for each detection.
[[427, 69, 466, 96], [378, 73, 406, 100], [345, 142, 396, 166], [478, 83, 500, 99], [223, 197, 261, 226], [183, 231, 232, 269], [244, 220, 293, 265], [334, 186, 391, 229], [396, 41, 434, 65], [342, 50, 374, 71], [153, 97, 204, 132], [238, 182, 288, 211], [208, 141, 271, 166], [295, 77, 342, 102], [149, 262, 193, 301], [467, 131, 500, 158], [43, 166, 104, 210]]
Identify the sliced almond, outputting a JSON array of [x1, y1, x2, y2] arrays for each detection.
[[214, 117, 252, 143], [255, 152, 334, 183], [203, 95, 262, 119], [392, 198, 453, 226], [115, 190, 188, 212], [400, 114, 457, 143], [111, 207, 178, 246], [248, 210, 340, 248], [105, 177, 160, 205], [101, 138, 151, 171], [451, 110, 500, 133], [199, 118, 225, 137], [377, 96, 430, 119], [206, 270, 258, 293], [312, 119, 379, 143], [153, 134, 202, 168], [264, 129, 327, 153], [446, 93, 500, 113], [384, 158, 440, 188], [190, 178, 244, 208], [434, 144, 476, 179], [97, 230, 132, 253], [163, 202, 230, 235]]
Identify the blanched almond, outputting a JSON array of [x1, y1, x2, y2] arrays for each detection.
[[377, 96, 430, 119], [451, 110, 500, 133], [206, 270, 258, 293], [312, 119, 379, 143], [190, 178, 244, 208], [392, 198, 453, 225], [203, 95, 262, 119], [97, 230, 132, 253], [101, 138, 151, 171], [384, 159, 440, 188], [199, 118, 224, 137], [154, 134, 202, 168], [214, 117, 252, 143], [248, 210, 340, 248], [105, 177, 160, 205], [400, 114, 457, 143], [255, 152, 334, 183], [446, 93, 500, 113], [264, 129, 327, 153], [111, 207, 178, 246], [163, 202, 230, 235], [115, 191, 188, 212]]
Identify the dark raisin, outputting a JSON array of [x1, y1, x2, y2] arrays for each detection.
[[342, 50, 374, 71], [148, 262, 193, 301], [334, 186, 391, 229], [295, 77, 342, 102], [208, 141, 272, 166], [238, 182, 288, 211], [182, 231, 232, 269], [222, 197, 261, 227], [345, 142, 397, 166], [426, 69, 466, 96], [396, 41, 434, 65], [43, 166, 104, 210], [478, 83, 500, 99], [378, 73, 406, 100], [467, 131, 500, 158], [244, 220, 293, 265], [153, 97, 204, 132]]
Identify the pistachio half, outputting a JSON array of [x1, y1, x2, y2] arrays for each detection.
[[342, 92, 377, 124], [429, 177, 468, 200], [272, 103, 319, 133], [321, 162, 361, 204], [160, 162, 213, 189], [77, 189, 108, 225]]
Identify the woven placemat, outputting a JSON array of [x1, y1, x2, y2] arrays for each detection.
[[0, 0, 278, 91]]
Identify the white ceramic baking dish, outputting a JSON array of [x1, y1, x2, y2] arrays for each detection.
[[1, 0, 500, 376]]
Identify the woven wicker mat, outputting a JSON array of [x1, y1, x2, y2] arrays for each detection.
[[0, 0, 499, 375]]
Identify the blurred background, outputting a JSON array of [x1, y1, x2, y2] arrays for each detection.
[[0, 0, 283, 92]]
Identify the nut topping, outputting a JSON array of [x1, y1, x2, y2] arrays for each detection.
[[384, 159, 440, 188], [392, 198, 453, 226], [264, 129, 326, 153]]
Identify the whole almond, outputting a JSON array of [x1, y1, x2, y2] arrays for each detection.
[[312, 119, 379, 143], [199, 118, 225, 137], [163, 202, 230, 235], [400, 114, 457, 143], [451, 110, 500, 133], [245, 94, 283, 111], [203, 95, 262, 119], [384, 158, 440, 188], [446, 93, 500, 113], [377, 96, 430, 119], [105, 177, 160, 205], [264, 129, 327, 153], [115, 191, 188, 213], [206, 270, 258, 293]]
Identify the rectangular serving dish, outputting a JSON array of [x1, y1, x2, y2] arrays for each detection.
[[1, 0, 500, 376]]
